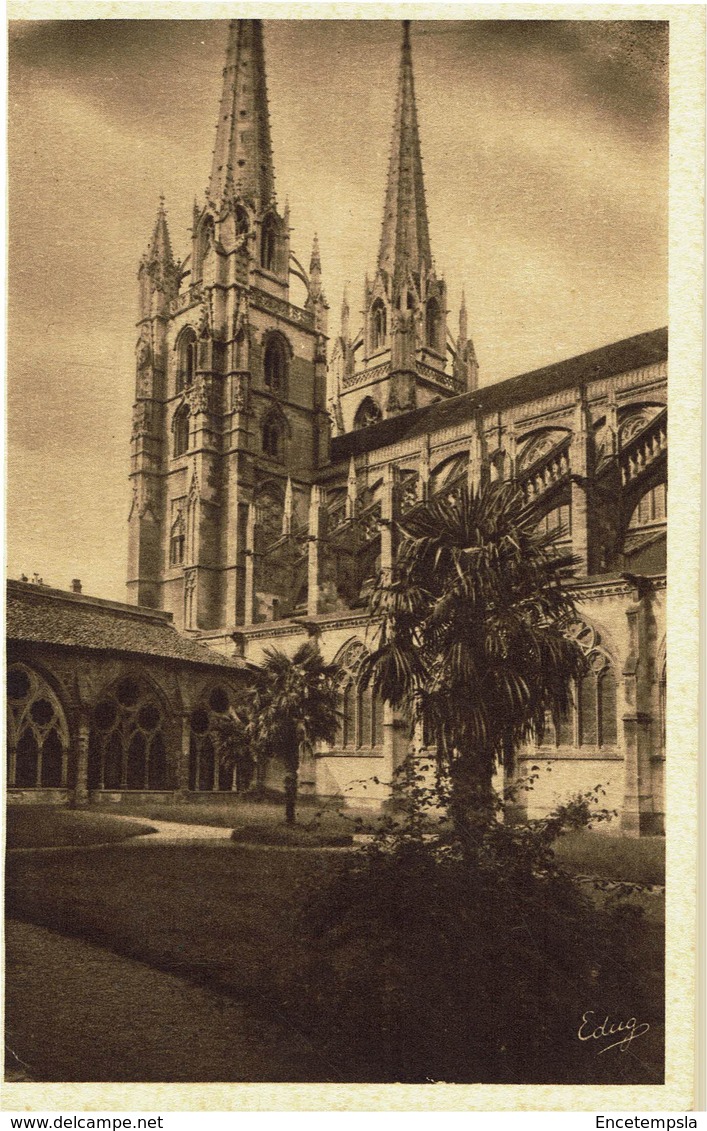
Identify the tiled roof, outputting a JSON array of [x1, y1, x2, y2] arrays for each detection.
[[330, 327, 668, 465], [6, 581, 243, 670]]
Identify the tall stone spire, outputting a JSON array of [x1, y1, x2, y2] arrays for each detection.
[[377, 21, 432, 288], [208, 20, 275, 210]]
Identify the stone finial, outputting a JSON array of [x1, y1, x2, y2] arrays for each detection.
[[459, 289, 468, 343], [340, 286, 350, 341], [346, 455, 357, 519], [283, 476, 294, 536]]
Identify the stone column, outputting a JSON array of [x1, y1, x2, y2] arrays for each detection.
[[621, 594, 654, 835], [73, 709, 90, 807], [175, 713, 191, 796]]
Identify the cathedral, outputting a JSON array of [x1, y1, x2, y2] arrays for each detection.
[[8, 20, 667, 833]]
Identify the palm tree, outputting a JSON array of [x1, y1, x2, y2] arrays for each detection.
[[359, 479, 587, 838], [210, 706, 258, 794], [247, 642, 340, 825]]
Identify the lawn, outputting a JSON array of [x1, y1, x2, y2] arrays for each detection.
[[106, 797, 378, 841], [553, 830, 665, 886], [6, 843, 340, 1002], [106, 799, 666, 884], [6, 836, 664, 1083], [6, 806, 156, 849]]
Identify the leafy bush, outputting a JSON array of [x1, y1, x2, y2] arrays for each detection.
[[274, 761, 662, 1084]]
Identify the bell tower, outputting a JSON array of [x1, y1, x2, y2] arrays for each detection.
[[333, 22, 478, 434], [127, 20, 330, 633]]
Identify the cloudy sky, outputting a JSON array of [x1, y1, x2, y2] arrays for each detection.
[[7, 15, 668, 600]]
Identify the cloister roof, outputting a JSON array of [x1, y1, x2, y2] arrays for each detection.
[[6, 581, 244, 670]]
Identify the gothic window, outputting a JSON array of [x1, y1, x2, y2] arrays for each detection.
[[537, 633, 618, 750], [170, 516, 185, 567], [263, 336, 288, 393], [87, 677, 169, 791], [173, 404, 190, 457], [371, 299, 387, 351], [628, 482, 667, 528], [177, 328, 197, 392], [6, 663, 69, 788], [333, 641, 385, 751], [354, 397, 382, 430], [262, 416, 284, 460], [260, 214, 278, 271], [334, 678, 385, 750], [235, 205, 249, 237], [189, 687, 250, 792], [426, 298, 442, 352], [517, 430, 569, 473]]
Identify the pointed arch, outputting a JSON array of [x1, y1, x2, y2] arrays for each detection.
[[189, 683, 250, 793], [537, 619, 620, 751], [169, 510, 185, 567], [173, 402, 190, 457], [354, 397, 382, 431], [425, 297, 442, 352], [7, 662, 71, 788], [260, 212, 279, 272], [332, 639, 385, 751], [261, 405, 289, 461], [175, 326, 198, 392], [235, 204, 250, 237], [517, 428, 571, 473], [617, 401, 667, 449], [87, 672, 173, 792], [262, 331, 290, 395], [371, 299, 387, 351]]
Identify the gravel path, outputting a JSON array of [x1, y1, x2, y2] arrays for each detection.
[[113, 815, 236, 844], [5, 920, 335, 1083]]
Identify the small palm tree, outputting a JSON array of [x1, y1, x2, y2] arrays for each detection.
[[360, 479, 587, 837], [247, 642, 340, 825], [210, 706, 258, 794]]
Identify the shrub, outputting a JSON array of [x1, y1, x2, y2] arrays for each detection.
[[274, 761, 660, 1084]]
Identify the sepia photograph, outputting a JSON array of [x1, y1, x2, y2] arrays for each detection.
[[3, 6, 693, 1101]]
